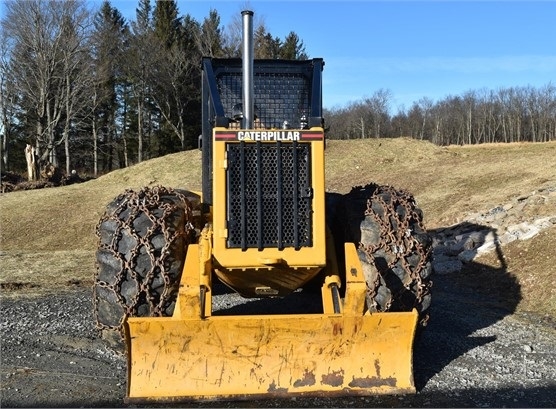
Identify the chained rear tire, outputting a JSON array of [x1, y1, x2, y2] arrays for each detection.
[[93, 186, 197, 347], [343, 183, 432, 327]]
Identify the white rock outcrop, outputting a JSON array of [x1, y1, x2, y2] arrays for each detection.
[[431, 186, 556, 275]]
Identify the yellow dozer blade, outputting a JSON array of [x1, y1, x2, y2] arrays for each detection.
[[125, 243, 418, 402]]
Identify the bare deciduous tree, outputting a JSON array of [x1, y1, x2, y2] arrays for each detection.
[[365, 89, 392, 138], [195, 9, 223, 58], [2, 0, 92, 179], [0, 30, 17, 173]]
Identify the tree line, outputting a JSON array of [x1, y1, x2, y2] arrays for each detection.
[[0, 0, 307, 179], [324, 85, 556, 145], [1, 0, 555, 181]]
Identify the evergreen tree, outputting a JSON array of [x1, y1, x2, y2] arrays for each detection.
[[135, 0, 151, 34], [254, 25, 281, 59], [126, 0, 156, 164], [150, 0, 185, 153], [91, 0, 128, 174], [153, 0, 181, 49], [280, 31, 308, 60]]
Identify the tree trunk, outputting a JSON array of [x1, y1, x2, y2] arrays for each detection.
[[64, 131, 70, 175], [1, 133, 7, 173], [123, 133, 129, 168], [137, 97, 143, 163], [92, 117, 98, 177], [24, 144, 39, 181]]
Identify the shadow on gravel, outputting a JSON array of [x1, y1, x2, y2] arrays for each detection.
[[413, 222, 521, 390]]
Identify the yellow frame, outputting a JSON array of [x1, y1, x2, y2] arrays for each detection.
[[210, 127, 327, 295]]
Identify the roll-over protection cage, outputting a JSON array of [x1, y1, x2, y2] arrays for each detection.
[[201, 58, 325, 206]]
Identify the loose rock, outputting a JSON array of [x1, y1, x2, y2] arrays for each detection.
[[432, 186, 556, 274]]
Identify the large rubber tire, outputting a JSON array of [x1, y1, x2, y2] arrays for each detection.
[[343, 183, 432, 327], [93, 186, 196, 346]]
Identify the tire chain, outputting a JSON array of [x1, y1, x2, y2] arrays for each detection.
[[93, 186, 195, 333], [356, 184, 433, 325]]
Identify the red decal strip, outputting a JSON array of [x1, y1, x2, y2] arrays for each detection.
[[301, 133, 323, 140], [215, 133, 237, 140]]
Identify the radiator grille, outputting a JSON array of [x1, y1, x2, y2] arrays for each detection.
[[226, 142, 313, 250]]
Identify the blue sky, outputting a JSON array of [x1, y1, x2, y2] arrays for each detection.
[[131, 0, 556, 112], [17, 0, 556, 112]]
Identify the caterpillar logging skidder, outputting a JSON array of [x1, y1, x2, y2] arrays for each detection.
[[93, 10, 432, 403]]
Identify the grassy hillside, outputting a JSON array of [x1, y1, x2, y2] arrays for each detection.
[[1, 139, 555, 317]]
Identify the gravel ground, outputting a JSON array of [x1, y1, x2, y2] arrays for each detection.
[[2, 270, 556, 408]]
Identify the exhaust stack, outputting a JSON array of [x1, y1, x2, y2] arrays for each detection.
[[242, 10, 254, 129]]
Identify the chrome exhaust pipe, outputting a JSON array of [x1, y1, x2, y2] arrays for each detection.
[[241, 10, 254, 129]]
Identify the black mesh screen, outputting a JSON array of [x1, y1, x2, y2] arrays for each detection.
[[217, 71, 310, 130], [226, 142, 313, 250]]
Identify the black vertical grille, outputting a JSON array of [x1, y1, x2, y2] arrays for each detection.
[[226, 142, 313, 250]]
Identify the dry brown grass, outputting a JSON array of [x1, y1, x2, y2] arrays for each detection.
[[0, 250, 93, 298], [0, 149, 203, 252], [1, 139, 555, 316], [325, 138, 556, 228]]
